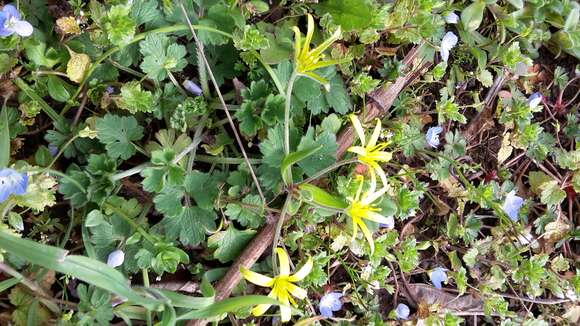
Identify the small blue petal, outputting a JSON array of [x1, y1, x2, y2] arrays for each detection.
[[395, 303, 410, 320], [2, 5, 20, 20], [528, 92, 542, 109], [502, 190, 524, 221], [444, 12, 459, 24], [320, 306, 333, 318], [319, 292, 343, 317], [426, 126, 443, 148], [48, 145, 59, 157], [183, 80, 203, 96], [107, 249, 125, 268], [429, 267, 448, 289], [0, 168, 28, 203]]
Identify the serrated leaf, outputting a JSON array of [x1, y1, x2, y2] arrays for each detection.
[[224, 194, 264, 228], [207, 226, 256, 263], [540, 180, 566, 207], [160, 207, 216, 246], [95, 114, 144, 160]]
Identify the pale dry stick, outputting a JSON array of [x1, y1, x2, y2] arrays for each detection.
[[187, 46, 430, 326], [178, 1, 266, 205]]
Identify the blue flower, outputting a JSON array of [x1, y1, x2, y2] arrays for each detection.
[[48, 145, 59, 157], [183, 80, 202, 96], [107, 249, 125, 268], [426, 126, 443, 148], [319, 292, 342, 318], [429, 267, 448, 289], [443, 12, 459, 24], [105, 86, 115, 94], [502, 190, 524, 221], [0, 168, 28, 203], [528, 92, 542, 109], [395, 303, 410, 320], [0, 4, 33, 37]]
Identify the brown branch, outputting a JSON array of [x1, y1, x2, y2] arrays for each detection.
[[187, 45, 430, 325]]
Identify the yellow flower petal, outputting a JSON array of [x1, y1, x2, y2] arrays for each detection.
[[358, 219, 375, 254], [365, 211, 393, 225], [301, 14, 315, 59], [288, 257, 313, 282], [347, 146, 367, 157], [279, 291, 292, 322], [373, 166, 389, 190], [299, 71, 329, 89], [361, 185, 388, 205], [276, 248, 291, 276], [349, 115, 366, 146], [252, 303, 272, 316], [286, 283, 308, 299], [292, 26, 302, 64], [368, 119, 382, 148], [240, 267, 274, 287], [308, 27, 342, 60]]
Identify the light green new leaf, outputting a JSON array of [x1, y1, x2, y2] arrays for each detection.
[[461, 1, 486, 32], [176, 295, 284, 320], [281, 145, 322, 185], [298, 183, 347, 209]]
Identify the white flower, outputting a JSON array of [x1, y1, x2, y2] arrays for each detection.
[[502, 190, 524, 221], [395, 303, 410, 320], [440, 31, 458, 63], [107, 249, 125, 268], [182, 80, 202, 96], [425, 126, 443, 148], [444, 12, 459, 24]]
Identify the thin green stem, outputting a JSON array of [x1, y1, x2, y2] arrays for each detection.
[[251, 50, 285, 95], [142, 269, 152, 326], [103, 203, 157, 244], [284, 72, 298, 155], [48, 135, 79, 170], [198, 47, 210, 98], [167, 70, 187, 96], [195, 154, 261, 165], [272, 195, 292, 275], [14, 78, 63, 124]]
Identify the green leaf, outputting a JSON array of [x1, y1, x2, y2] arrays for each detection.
[[103, 5, 136, 47], [23, 39, 59, 68], [139, 34, 187, 81], [0, 232, 160, 308], [208, 226, 256, 263], [326, 74, 352, 114], [296, 129, 337, 177], [160, 207, 216, 246], [225, 194, 264, 228], [46, 76, 72, 103], [540, 180, 566, 207], [298, 184, 347, 209], [0, 106, 9, 168], [118, 81, 155, 113], [95, 114, 144, 160], [461, 1, 485, 32], [176, 295, 283, 320], [184, 171, 219, 211], [316, 0, 373, 32], [281, 145, 322, 185]]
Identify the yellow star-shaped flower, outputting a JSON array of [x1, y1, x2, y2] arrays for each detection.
[[345, 176, 394, 254], [347, 114, 392, 189], [240, 248, 313, 322], [293, 14, 342, 89]]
